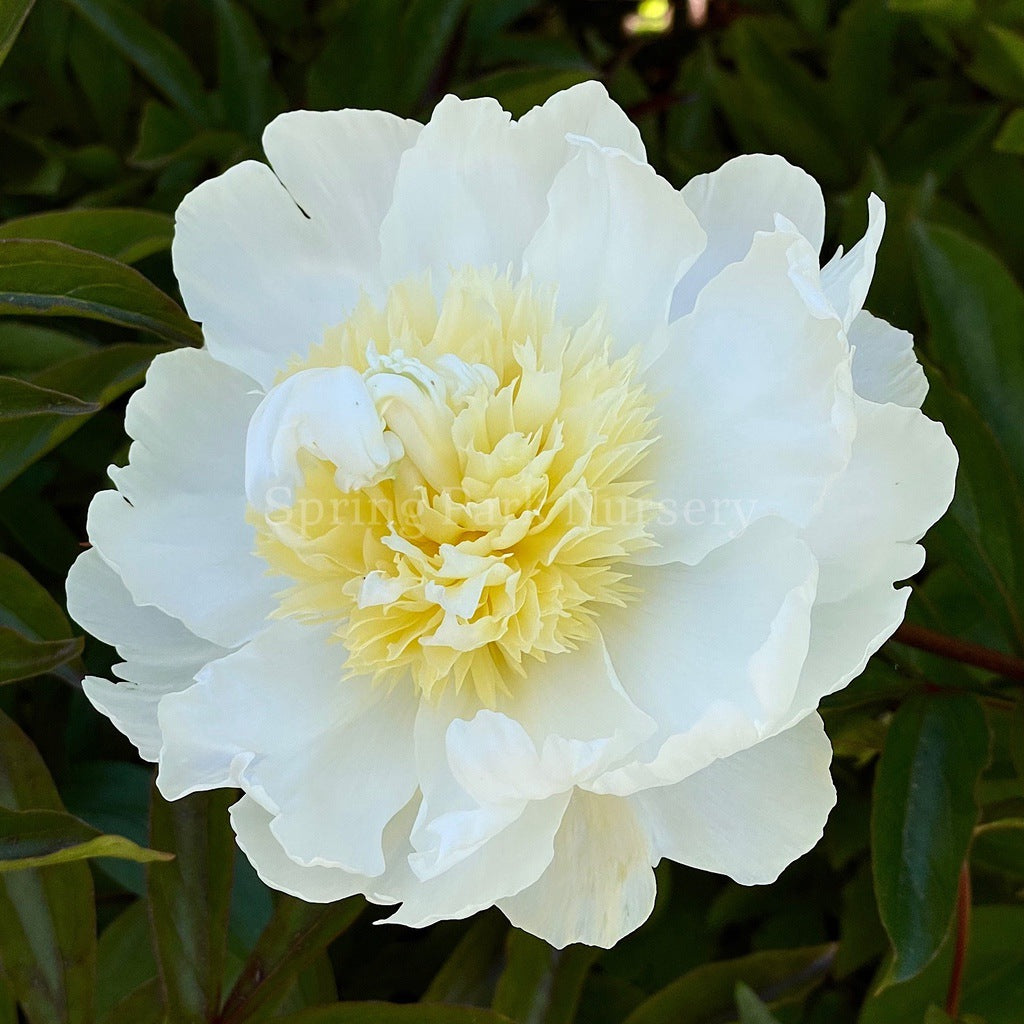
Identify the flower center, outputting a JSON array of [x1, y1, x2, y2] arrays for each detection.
[[246, 268, 659, 705]]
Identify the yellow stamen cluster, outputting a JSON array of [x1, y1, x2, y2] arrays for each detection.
[[253, 268, 659, 705]]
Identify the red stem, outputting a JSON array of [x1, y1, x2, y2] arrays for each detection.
[[945, 860, 972, 1018], [891, 623, 1024, 683]]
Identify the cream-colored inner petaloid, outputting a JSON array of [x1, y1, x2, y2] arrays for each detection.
[[253, 267, 659, 705]]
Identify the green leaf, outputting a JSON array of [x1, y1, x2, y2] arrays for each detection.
[[0, 806, 172, 872], [734, 983, 783, 1024], [0, 0, 35, 68], [871, 693, 989, 987], [0, 628, 82, 685], [0, 208, 174, 264], [211, 0, 275, 139], [492, 929, 597, 1024], [0, 553, 74, 641], [148, 787, 235, 1024], [95, 901, 157, 1022], [422, 912, 507, 1006], [923, 376, 1024, 650], [61, 0, 209, 121], [912, 223, 1024, 489], [0, 709, 96, 1024], [0, 323, 95, 374], [971, 818, 1024, 877], [0, 239, 199, 345], [0, 342, 168, 491], [0, 376, 98, 420], [969, 24, 1024, 102], [994, 108, 1024, 154], [218, 896, 363, 1024], [100, 978, 163, 1024], [275, 1006, 517, 1024], [621, 945, 836, 1024]]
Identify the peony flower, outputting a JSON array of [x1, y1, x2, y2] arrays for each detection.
[[67, 83, 957, 949]]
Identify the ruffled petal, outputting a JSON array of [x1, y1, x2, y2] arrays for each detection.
[[245, 366, 397, 510], [516, 80, 646, 162], [641, 228, 855, 565], [497, 790, 655, 949], [157, 619, 418, 876], [230, 793, 416, 904], [446, 635, 656, 806], [379, 86, 650, 287], [820, 194, 885, 331], [522, 138, 705, 366], [66, 548, 228, 761], [672, 153, 825, 318], [384, 793, 571, 928], [173, 162, 362, 387], [85, 348, 278, 649], [594, 518, 817, 796], [262, 108, 420, 284], [635, 713, 836, 885], [848, 310, 928, 408], [801, 397, 958, 605]]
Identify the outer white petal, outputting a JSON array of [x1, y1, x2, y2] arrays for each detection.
[[497, 790, 656, 949], [595, 518, 818, 796], [784, 397, 957, 719], [672, 153, 826, 318], [86, 348, 277, 649], [636, 713, 836, 886], [261, 108, 420, 282], [446, 636, 656, 806], [848, 310, 928, 408], [522, 139, 705, 365], [157, 619, 418, 877], [820, 194, 885, 331], [642, 229, 855, 565], [230, 793, 417, 905], [66, 548, 228, 761], [517, 80, 646, 162], [245, 366, 398, 510], [383, 792, 571, 928], [801, 397, 958, 605], [173, 162, 361, 387], [379, 86, 647, 286]]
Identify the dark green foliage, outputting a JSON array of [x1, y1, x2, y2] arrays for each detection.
[[0, 1, 1022, 1022]]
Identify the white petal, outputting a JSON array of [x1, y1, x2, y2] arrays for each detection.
[[231, 793, 417, 905], [820, 193, 885, 331], [173, 161, 362, 387], [86, 348, 278, 649], [157, 619, 417, 876], [848, 310, 928, 408], [643, 228, 855, 565], [66, 548, 228, 761], [522, 138, 705, 365], [384, 792, 571, 928], [379, 87, 647, 286], [636, 713, 836, 886], [672, 154, 825, 319], [497, 790, 655, 949], [245, 366, 398, 510], [517, 80, 646, 162], [785, 583, 912, 726], [595, 518, 817, 796], [261, 108, 420, 282], [802, 397, 958, 604], [446, 636, 655, 806]]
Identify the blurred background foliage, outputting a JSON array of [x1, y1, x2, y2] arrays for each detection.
[[1, 0, 1024, 1022]]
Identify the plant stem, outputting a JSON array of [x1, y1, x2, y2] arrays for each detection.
[[945, 860, 972, 1018], [891, 623, 1024, 683]]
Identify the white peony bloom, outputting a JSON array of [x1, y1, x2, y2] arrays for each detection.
[[67, 83, 958, 949]]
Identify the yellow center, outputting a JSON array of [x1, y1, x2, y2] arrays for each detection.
[[253, 268, 659, 705]]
